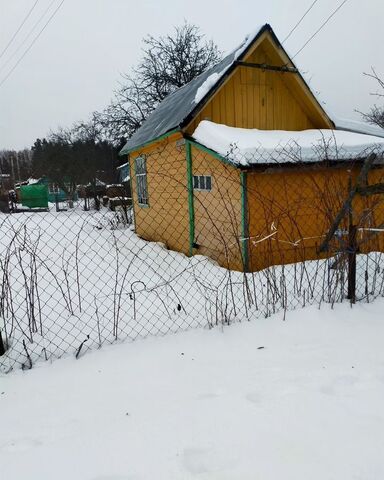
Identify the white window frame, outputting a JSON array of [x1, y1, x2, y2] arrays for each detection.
[[48, 183, 60, 194], [193, 175, 212, 192], [135, 156, 149, 206]]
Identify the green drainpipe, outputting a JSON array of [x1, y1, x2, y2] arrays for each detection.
[[240, 171, 249, 271], [186, 141, 195, 257]]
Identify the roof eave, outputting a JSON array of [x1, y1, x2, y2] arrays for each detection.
[[186, 137, 240, 168], [119, 128, 181, 156]]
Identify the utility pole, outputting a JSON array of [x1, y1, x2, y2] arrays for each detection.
[[16, 153, 21, 182], [10, 154, 15, 183]]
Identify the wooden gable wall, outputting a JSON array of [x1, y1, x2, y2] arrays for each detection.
[[186, 33, 331, 135]]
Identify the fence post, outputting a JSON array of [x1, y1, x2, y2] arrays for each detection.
[[0, 330, 5, 356], [347, 224, 357, 303], [240, 171, 249, 272]]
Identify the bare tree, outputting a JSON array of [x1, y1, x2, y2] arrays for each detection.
[[93, 23, 221, 145], [360, 68, 384, 129]]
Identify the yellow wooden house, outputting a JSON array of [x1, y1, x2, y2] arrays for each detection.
[[120, 24, 384, 271]]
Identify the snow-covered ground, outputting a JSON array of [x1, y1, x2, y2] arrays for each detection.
[[1, 299, 384, 479], [1, 204, 384, 372]]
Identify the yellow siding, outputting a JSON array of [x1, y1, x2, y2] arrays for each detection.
[[128, 132, 384, 273], [186, 34, 330, 136], [191, 146, 243, 271], [246, 165, 384, 271], [129, 134, 190, 255]]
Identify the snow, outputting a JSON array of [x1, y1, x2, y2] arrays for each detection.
[[27, 177, 40, 185], [1, 299, 384, 480], [193, 69, 228, 105], [334, 116, 384, 138], [86, 178, 106, 187], [116, 162, 128, 169], [1, 203, 384, 373], [189, 25, 384, 145], [233, 25, 264, 60], [193, 25, 265, 105], [109, 196, 131, 201], [193, 120, 384, 165]]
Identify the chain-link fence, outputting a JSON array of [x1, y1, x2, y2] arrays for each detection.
[[1, 140, 384, 373]]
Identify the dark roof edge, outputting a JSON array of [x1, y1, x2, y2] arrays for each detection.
[[186, 137, 240, 168], [119, 128, 181, 156]]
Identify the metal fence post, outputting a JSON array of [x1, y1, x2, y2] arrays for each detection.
[[347, 224, 357, 303], [0, 330, 5, 356]]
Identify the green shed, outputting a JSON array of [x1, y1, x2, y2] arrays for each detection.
[[20, 184, 49, 208]]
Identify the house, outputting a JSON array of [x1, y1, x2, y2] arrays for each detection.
[[14, 176, 79, 207], [119, 24, 384, 271], [34, 177, 79, 203], [115, 162, 132, 198]]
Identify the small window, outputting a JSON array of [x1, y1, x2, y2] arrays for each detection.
[[193, 175, 212, 191], [135, 156, 149, 206], [49, 183, 60, 194]]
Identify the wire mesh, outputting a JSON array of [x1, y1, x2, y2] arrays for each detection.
[[1, 140, 384, 373]]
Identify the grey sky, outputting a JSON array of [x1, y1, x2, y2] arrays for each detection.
[[0, 0, 383, 150]]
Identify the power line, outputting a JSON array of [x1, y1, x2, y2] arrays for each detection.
[[283, 0, 320, 43], [0, 0, 65, 88], [0, 0, 58, 75], [0, 0, 40, 61], [292, 0, 350, 59]]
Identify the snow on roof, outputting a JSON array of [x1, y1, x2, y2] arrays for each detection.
[[334, 117, 384, 138], [117, 162, 129, 169], [193, 26, 265, 106], [120, 24, 270, 155], [86, 178, 106, 187], [120, 23, 383, 158], [233, 25, 265, 60], [27, 178, 41, 185], [192, 121, 384, 166], [193, 68, 228, 105]]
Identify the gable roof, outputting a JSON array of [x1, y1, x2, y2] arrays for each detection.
[[121, 23, 323, 155], [119, 26, 265, 155], [121, 24, 374, 156]]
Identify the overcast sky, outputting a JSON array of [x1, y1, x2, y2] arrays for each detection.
[[0, 0, 383, 150]]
